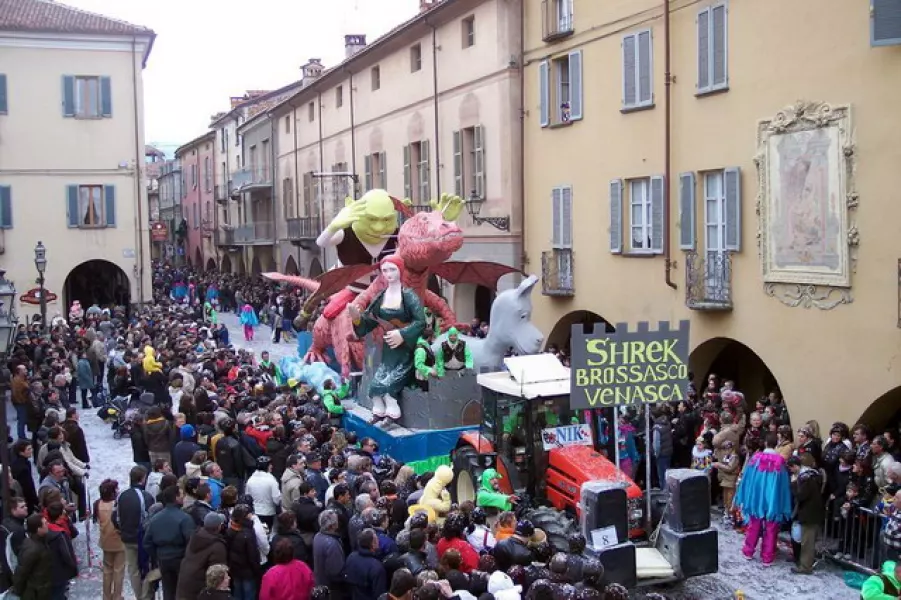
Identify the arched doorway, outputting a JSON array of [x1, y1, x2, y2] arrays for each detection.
[[309, 257, 324, 278], [64, 260, 130, 310], [285, 256, 300, 275], [856, 387, 901, 435], [546, 310, 614, 353], [689, 337, 782, 415], [194, 247, 202, 268], [221, 254, 232, 274], [234, 256, 246, 275], [251, 256, 262, 275], [205, 258, 217, 272], [474, 285, 494, 324]]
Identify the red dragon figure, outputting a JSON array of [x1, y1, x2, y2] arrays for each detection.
[[264, 206, 520, 378]]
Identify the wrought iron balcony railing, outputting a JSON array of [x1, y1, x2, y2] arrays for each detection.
[[287, 217, 318, 241], [233, 221, 274, 244], [541, 0, 574, 42], [541, 249, 574, 297], [231, 166, 272, 194], [685, 250, 733, 311]]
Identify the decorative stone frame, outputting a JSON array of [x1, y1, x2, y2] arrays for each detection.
[[754, 101, 858, 310]]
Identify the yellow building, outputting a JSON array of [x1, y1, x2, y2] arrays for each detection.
[[523, 0, 901, 431]]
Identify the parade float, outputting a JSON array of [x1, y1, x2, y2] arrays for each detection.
[[266, 190, 718, 588]]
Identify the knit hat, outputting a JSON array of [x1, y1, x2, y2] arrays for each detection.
[[203, 512, 225, 529], [180, 425, 196, 440]]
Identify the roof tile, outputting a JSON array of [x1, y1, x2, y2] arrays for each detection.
[[0, 0, 153, 36]]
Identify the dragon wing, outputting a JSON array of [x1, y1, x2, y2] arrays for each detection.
[[302, 263, 380, 314], [430, 261, 523, 290], [261, 272, 320, 292]]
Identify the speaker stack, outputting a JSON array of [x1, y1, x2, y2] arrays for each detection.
[[580, 481, 637, 589], [657, 469, 719, 578]]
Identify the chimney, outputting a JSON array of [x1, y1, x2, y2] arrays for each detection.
[[344, 34, 367, 58], [419, 0, 438, 13], [301, 58, 324, 86]]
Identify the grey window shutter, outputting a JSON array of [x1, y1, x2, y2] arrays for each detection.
[[697, 8, 710, 90], [364, 154, 372, 190], [871, 0, 901, 46], [711, 5, 727, 87], [0, 186, 11, 229], [539, 60, 550, 127], [105, 185, 116, 227], [100, 76, 112, 117], [638, 30, 652, 104], [475, 125, 485, 197], [422, 139, 431, 200], [724, 167, 741, 251], [568, 50, 583, 121], [609, 179, 623, 254], [622, 35, 636, 107], [561, 186, 573, 248], [0, 74, 7, 114], [551, 187, 562, 247], [452, 130, 463, 197], [379, 152, 387, 189], [679, 172, 696, 250], [650, 175, 664, 253], [403, 145, 412, 199], [66, 185, 79, 227], [62, 75, 75, 117]]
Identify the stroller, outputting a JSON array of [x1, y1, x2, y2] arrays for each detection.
[[97, 389, 155, 439]]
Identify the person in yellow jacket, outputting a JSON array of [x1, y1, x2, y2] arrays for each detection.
[[142, 346, 162, 375], [862, 560, 901, 599]]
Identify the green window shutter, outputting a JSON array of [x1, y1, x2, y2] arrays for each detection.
[[724, 167, 741, 251], [650, 175, 665, 254], [104, 185, 116, 227], [100, 76, 112, 117], [609, 179, 623, 254], [0, 74, 7, 114], [452, 130, 462, 197], [568, 50, 583, 121], [403, 145, 412, 200], [66, 185, 79, 227], [679, 172, 696, 250], [62, 75, 75, 117], [0, 186, 11, 228], [538, 60, 550, 127]]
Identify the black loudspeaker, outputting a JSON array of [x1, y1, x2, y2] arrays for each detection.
[[585, 542, 637, 589], [664, 468, 711, 533], [656, 524, 719, 578], [580, 481, 629, 546]]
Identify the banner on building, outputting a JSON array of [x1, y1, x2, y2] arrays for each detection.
[[541, 424, 593, 450], [569, 320, 690, 409], [151, 221, 168, 241]]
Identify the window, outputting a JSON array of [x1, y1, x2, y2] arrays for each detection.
[[364, 153, 387, 190], [62, 75, 111, 119], [539, 50, 582, 127], [249, 146, 257, 172], [283, 176, 294, 219], [302, 171, 315, 217], [204, 157, 212, 192], [629, 179, 651, 251], [194, 203, 200, 229], [871, 0, 901, 46], [403, 141, 430, 202], [411, 44, 422, 72], [698, 4, 728, 93], [556, 0, 574, 33], [0, 186, 11, 228], [703, 168, 741, 252], [371, 66, 381, 91], [220, 129, 226, 153], [551, 186, 573, 249], [308, 101, 315, 122], [543, 0, 574, 40], [191, 163, 197, 189], [452, 126, 485, 198], [0, 74, 7, 114], [608, 176, 663, 254], [622, 30, 654, 110], [336, 85, 344, 108], [261, 140, 270, 181], [284, 115, 291, 133], [462, 16, 475, 47], [332, 162, 350, 198], [67, 184, 116, 228]]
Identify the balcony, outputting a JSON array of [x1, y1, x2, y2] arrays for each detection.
[[541, 0, 574, 43], [541, 249, 574, 297], [685, 250, 733, 311], [215, 180, 232, 204], [234, 221, 275, 245], [214, 227, 235, 247], [231, 166, 272, 195], [287, 217, 318, 248]]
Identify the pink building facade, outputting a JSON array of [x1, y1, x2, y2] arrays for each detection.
[[175, 131, 216, 269]]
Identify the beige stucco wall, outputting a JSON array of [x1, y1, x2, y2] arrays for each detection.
[[0, 33, 153, 313], [523, 0, 901, 430]]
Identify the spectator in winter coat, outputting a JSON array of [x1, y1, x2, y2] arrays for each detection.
[[176, 512, 227, 600], [246, 456, 281, 529], [94, 479, 126, 600], [114, 466, 155, 600], [61, 407, 90, 464], [76, 353, 95, 409], [143, 406, 174, 465], [435, 514, 478, 574], [652, 409, 674, 488], [146, 459, 171, 500], [185, 482, 215, 528], [305, 454, 328, 505], [269, 511, 309, 565], [312, 510, 347, 596], [143, 485, 196, 599], [198, 563, 232, 600], [292, 482, 322, 548], [14, 513, 77, 600], [10, 440, 38, 512], [203, 462, 226, 510], [788, 455, 826, 574], [261, 538, 315, 600], [173, 425, 201, 479], [281, 454, 306, 512], [227, 504, 263, 600], [344, 528, 387, 600], [0, 497, 28, 593]]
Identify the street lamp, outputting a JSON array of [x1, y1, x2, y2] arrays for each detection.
[[34, 241, 47, 333], [0, 271, 18, 515], [465, 190, 510, 232]]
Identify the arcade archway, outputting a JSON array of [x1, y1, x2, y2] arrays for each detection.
[[205, 258, 217, 272], [474, 285, 494, 323], [251, 256, 262, 275], [546, 310, 615, 353], [194, 247, 202, 268], [856, 387, 901, 435], [285, 255, 300, 275], [309, 257, 324, 278], [64, 260, 130, 310], [234, 256, 246, 275], [221, 254, 232, 273], [689, 337, 782, 414]]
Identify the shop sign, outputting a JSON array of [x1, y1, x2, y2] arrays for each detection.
[[20, 288, 58, 305], [541, 423, 593, 450], [569, 320, 690, 408], [151, 221, 168, 241]]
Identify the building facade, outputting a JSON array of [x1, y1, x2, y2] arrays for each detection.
[[269, 0, 523, 321], [0, 0, 154, 314], [156, 159, 183, 265], [175, 132, 216, 270], [523, 0, 901, 431]]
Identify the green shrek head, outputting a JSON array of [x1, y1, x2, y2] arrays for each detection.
[[353, 189, 399, 245]]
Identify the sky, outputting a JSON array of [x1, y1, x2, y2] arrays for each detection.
[[62, 0, 422, 156]]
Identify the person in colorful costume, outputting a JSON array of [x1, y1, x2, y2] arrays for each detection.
[[205, 283, 220, 309], [349, 254, 426, 424], [239, 303, 259, 342], [322, 379, 351, 417], [413, 330, 438, 391], [203, 301, 218, 326], [258, 351, 282, 385], [143, 346, 163, 375], [477, 468, 515, 511], [734, 435, 792, 565], [68, 300, 84, 323], [435, 327, 473, 376], [616, 413, 639, 479]]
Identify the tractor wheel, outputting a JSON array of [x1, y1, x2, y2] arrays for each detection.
[[451, 445, 481, 504], [526, 505, 578, 553]]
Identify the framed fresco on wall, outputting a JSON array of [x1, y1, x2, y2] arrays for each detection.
[[755, 101, 858, 309]]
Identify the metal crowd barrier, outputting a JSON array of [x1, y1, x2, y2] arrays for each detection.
[[820, 502, 883, 574]]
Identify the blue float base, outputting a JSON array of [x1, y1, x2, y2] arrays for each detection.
[[341, 411, 477, 464]]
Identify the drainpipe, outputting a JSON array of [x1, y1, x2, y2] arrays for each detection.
[[346, 68, 357, 189], [427, 21, 441, 197], [317, 92, 326, 268], [518, 0, 526, 272], [663, 0, 677, 289], [270, 115, 277, 266], [130, 37, 146, 307]]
